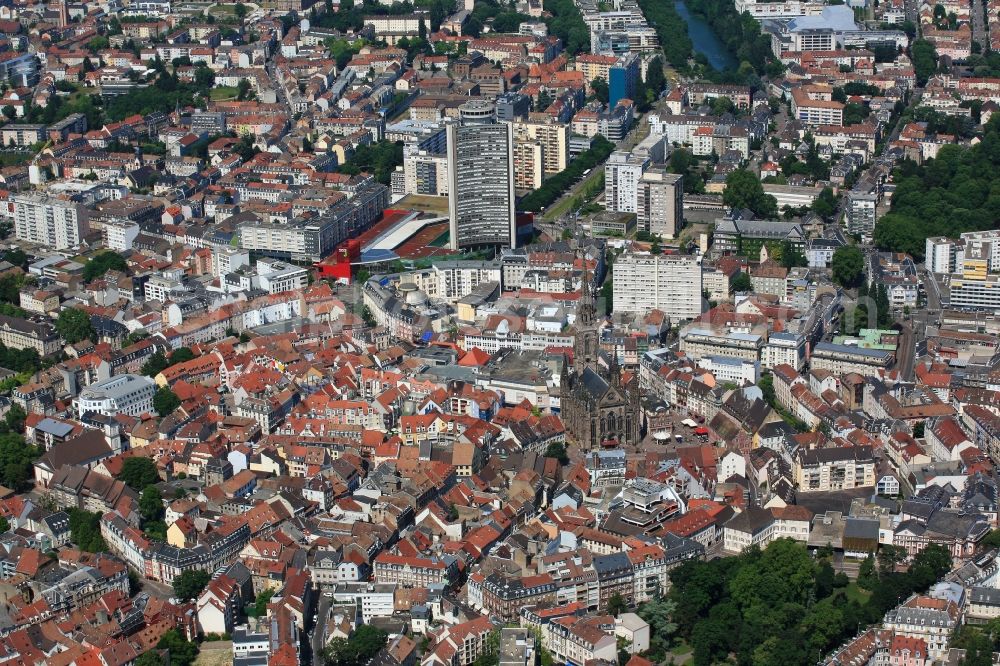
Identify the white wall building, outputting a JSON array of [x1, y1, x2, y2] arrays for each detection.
[[696, 355, 759, 385], [11, 194, 90, 250], [604, 151, 648, 214], [612, 253, 702, 321], [75, 374, 157, 417], [104, 220, 141, 251], [761, 333, 807, 371]]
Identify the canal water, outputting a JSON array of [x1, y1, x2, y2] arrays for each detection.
[[674, 0, 739, 72]]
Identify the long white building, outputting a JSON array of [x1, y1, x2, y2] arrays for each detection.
[[12, 194, 90, 250], [75, 374, 157, 417], [612, 253, 702, 321]]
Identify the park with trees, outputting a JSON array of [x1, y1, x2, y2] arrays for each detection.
[[663, 539, 953, 666], [874, 116, 1000, 260]]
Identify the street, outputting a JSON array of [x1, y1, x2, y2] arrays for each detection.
[[896, 321, 915, 381], [309, 590, 334, 665], [534, 105, 655, 238]]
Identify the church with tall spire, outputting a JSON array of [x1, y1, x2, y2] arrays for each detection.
[[560, 249, 641, 450]]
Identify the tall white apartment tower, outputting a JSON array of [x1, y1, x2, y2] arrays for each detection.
[[11, 194, 89, 250], [447, 100, 517, 251]]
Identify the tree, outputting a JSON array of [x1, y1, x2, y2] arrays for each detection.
[[858, 553, 877, 590], [723, 170, 778, 218], [544, 441, 569, 464], [910, 543, 953, 591], [140, 485, 165, 523], [645, 56, 666, 99], [637, 597, 677, 658], [170, 347, 196, 365], [68, 508, 106, 552], [590, 77, 609, 104], [56, 308, 95, 344], [235, 1, 248, 18], [324, 624, 389, 666], [153, 386, 181, 416], [911, 39, 938, 86], [0, 516, 8, 533], [814, 560, 836, 600], [173, 569, 211, 602], [831, 246, 865, 289], [237, 78, 253, 101], [83, 251, 129, 282], [607, 592, 627, 616], [0, 433, 39, 491], [811, 186, 838, 221], [338, 140, 405, 185], [730, 272, 752, 293], [119, 456, 161, 490], [87, 36, 110, 52], [156, 629, 199, 666], [4, 403, 25, 433], [877, 545, 907, 576], [247, 587, 275, 618], [136, 652, 165, 666], [123, 330, 150, 348], [142, 351, 170, 377]]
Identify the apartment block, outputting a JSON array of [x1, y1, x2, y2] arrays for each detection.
[[637, 170, 683, 239], [794, 445, 876, 491], [612, 253, 702, 321], [11, 194, 90, 250]]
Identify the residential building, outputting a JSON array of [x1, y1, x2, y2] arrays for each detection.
[[609, 53, 639, 107], [0, 314, 61, 356], [794, 445, 876, 491], [11, 194, 90, 250], [637, 170, 683, 239], [74, 373, 157, 417], [612, 253, 702, 321], [810, 342, 893, 377], [447, 100, 516, 251]]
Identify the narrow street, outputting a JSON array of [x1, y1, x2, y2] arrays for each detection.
[[536, 107, 654, 232], [309, 591, 334, 665], [895, 321, 916, 382], [972, 0, 987, 48]]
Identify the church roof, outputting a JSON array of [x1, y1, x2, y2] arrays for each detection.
[[580, 366, 610, 401]]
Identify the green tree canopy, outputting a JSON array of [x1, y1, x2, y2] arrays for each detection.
[[911, 39, 938, 86], [153, 386, 181, 416], [668, 539, 955, 666], [811, 187, 838, 221], [156, 629, 199, 666], [56, 308, 96, 344], [590, 77, 609, 104], [4, 403, 25, 433], [542, 0, 590, 55], [607, 592, 628, 616], [324, 625, 389, 666], [172, 569, 211, 602], [67, 508, 106, 552], [82, 251, 129, 282], [730, 272, 753, 293], [723, 170, 778, 218], [0, 432, 39, 491], [339, 140, 404, 185], [119, 456, 160, 490], [142, 351, 170, 377], [140, 485, 165, 523], [873, 118, 1000, 259], [831, 246, 865, 289], [544, 441, 569, 464]]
